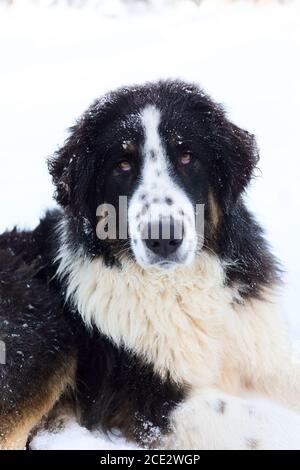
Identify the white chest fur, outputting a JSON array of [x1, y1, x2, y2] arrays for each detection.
[[57, 243, 284, 391]]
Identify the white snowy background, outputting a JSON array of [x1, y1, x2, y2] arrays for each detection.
[[0, 0, 300, 449]]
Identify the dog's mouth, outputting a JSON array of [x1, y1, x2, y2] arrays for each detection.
[[149, 257, 191, 271], [153, 260, 177, 270]]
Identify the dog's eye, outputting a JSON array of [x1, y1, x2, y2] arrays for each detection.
[[118, 161, 132, 172], [179, 153, 192, 165]]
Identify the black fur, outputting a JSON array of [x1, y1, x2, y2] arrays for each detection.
[[0, 221, 76, 434], [0, 80, 281, 447], [75, 325, 185, 444]]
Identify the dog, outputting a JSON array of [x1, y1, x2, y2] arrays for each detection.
[[1, 79, 300, 450]]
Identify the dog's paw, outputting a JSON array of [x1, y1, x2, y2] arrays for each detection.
[[163, 389, 300, 450]]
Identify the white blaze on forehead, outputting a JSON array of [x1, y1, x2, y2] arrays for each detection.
[[138, 104, 189, 208], [140, 105, 163, 156], [139, 104, 169, 184]]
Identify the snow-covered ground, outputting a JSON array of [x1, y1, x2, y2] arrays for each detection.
[[1, 0, 300, 449]]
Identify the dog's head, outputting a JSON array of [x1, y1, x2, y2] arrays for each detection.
[[49, 80, 258, 270]]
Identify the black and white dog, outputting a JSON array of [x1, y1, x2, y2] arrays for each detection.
[[1, 80, 300, 450]]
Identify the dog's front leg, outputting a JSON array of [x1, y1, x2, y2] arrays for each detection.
[[162, 387, 300, 450]]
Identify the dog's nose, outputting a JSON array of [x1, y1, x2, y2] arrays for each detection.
[[144, 220, 183, 258]]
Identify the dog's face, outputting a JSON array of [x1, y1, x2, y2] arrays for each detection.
[[49, 80, 258, 270], [100, 104, 208, 269]]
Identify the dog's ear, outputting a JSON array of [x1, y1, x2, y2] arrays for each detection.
[[48, 98, 110, 211], [210, 117, 259, 210], [190, 88, 259, 212], [48, 121, 81, 208], [48, 118, 94, 210]]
